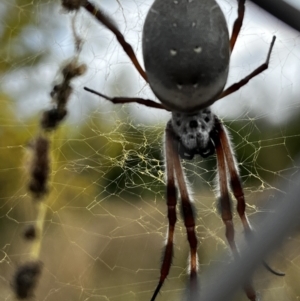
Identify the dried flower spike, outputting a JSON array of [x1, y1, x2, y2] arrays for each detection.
[[28, 136, 50, 199], [62, 61, 87, 80], [23, 225, 37, 241], [61, 0, 87, 11], [41, 107, 67, 131], [12, 261, 43, 299]]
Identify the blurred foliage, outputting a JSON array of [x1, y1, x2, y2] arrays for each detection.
[[0, 0, 52, 72], [0, 94, 32, 199]]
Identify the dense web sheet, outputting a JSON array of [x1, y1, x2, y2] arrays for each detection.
[[0, 0, 300, 301]]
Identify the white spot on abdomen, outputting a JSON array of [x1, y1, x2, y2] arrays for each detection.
[[194, 46, 202, 53], [170, 49, 177, 56]]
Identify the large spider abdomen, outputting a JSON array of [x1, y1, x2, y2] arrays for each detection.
[[142, 0, 230, 113]]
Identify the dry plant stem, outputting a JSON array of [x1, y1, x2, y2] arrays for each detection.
[[13, 135, 50, 298], [83, 1, 148, 81], [30, 202, 48, 259], [13, 9, 87, 299]]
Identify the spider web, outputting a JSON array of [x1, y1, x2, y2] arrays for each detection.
[[0, 0, 300, 300]]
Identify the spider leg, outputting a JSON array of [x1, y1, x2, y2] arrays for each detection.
[[167, 123, 199, 299], [215, 119, 252, 236], [83, 1, 147, 81], [230, 0, 246, 52], [219, 36, 276, 100], [214, 133, 239, 257], [151, 123, 179, 301], [214, 127, 257, 301], [216, 118, 285, 277], [84, 87, 166, 110]]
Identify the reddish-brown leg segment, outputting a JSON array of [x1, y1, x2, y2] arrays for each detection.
[[214, 123, 257, 301], [83, 1, 147, 81], [150, 123, 178, 301], [84, 87, 166, 110], [152, 123, 199, 301], [170, 127, 199, 298], [216, 119, 285, 277], [230, 0, 246, 52], [216, 120, 252, 235], [219, 36, 276, 100]]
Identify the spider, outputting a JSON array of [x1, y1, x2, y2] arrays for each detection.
[[81, 0, 284, 300]]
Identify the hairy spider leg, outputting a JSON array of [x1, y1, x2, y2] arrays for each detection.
[[230, 0, 246, 51], [81, 0, 246, 81], [84, 87, 166, 110], [214, 120, 257, 300], [219, 36, 276, 100], [83, 0, 147, 81], [150, 124, 178, 301], [170, 123, 199, 299], [84, 36, 276, 113], [217, 119, 285, 277]]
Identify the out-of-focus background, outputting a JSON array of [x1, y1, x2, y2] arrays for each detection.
[[0, 0, 299, 300]]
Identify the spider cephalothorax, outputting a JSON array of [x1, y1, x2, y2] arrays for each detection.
[[170, 109, 217, 160]]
